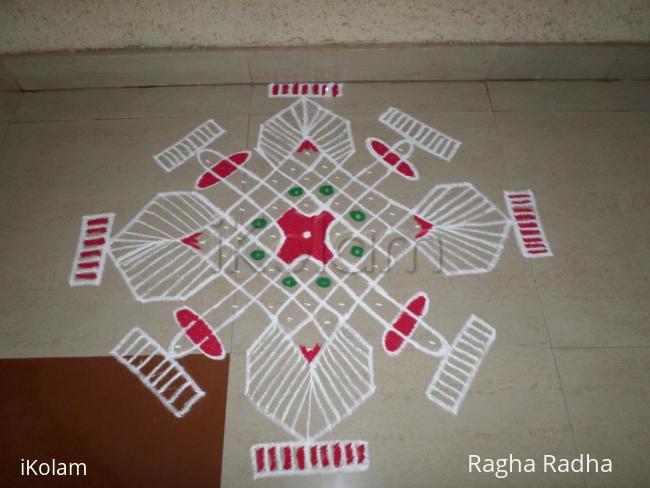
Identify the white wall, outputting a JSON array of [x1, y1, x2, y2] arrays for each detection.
[[1, 0, 649, 54]]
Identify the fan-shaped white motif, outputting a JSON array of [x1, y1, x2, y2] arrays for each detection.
[[109, 191, 224, 302], [413, 183, 511, 275], [246, 321, 375, 441], [256, 98, 355, 166]]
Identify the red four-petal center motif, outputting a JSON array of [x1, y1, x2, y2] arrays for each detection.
[[276, 208, 335, 265]]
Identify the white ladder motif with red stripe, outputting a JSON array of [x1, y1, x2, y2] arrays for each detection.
[[69, 213, 114, 286], [504, 190, 553, 258]]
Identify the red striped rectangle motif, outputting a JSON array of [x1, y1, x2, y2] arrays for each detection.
[[267, 82, 343, 98], [250, 441, 369, 478], [504, 190, 552, 258], [69, 212, 114, 287]]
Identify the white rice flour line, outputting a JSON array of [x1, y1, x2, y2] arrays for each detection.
[[224, 97, 500, 481], [373, 106, 463, 164], [176, 99, 378, 334], [187, 153, 360, 335], [245, 318, 375, 441], [105, 99, 502, 420], [108, 191, 229, 303], [250, 440, 369, 478], [224, 149, 496, 358], [245, 317, 374, 478], [256, 97, 355, 167], [190, 148, 449, 349], [69, 212, 115, 286], [268, 82, 344, 98], [153, 119, 225, 172], [111, 327, 206, 418], [504, 190, 553, 258], [215, 98, 498, 408], [108, 123, 368, 366], [102, 98, 540, 476]]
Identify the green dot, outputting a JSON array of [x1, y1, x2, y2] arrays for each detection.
[[251, 217, 267, 229], [350, 210, 366, 222], [250, 249, 266, 261], [282, 276, 298, 288], [288, 186, 304, 197], [315, 276, 331, 288], [351, 245, 364, 257], [319, 184, 334, 196]]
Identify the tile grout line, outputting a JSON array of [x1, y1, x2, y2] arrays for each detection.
[[11, 109, 506, 125], [10, 91, 22, 119], [246, 53, 252, 86], [10, 113, 254, 124], [519, 145, 586, 488], [484, 80, 495, 113], [0, 92, 23, 146], [228, 85, 255, 353], [217, 87, 253, 488], [530, 269, 589, 488], [488, 84, 515, 207], [230, 86, 255, 350], [553, 345, 650, 349], [490, 98, 588, 488]]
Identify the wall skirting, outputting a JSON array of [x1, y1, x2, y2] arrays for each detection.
[[1, 44, 648, 91]]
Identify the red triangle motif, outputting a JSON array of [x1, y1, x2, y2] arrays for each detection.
[[299, 344, 321, 363], [180, 231, 203, 250], [296, 139, 319, 153], [413, 215, 434, 239]]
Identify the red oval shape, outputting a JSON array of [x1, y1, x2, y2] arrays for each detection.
[[383, 293, 428, 354], [196, 151, 251, 189], [370, 138, 389, 156], [396, 161, 416, 178], [366, 138, 418, 180], [384, 151, 400, 166], [175, 307, 224, 359]]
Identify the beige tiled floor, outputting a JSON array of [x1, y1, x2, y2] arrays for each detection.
[[0, 81, 648, 487]]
